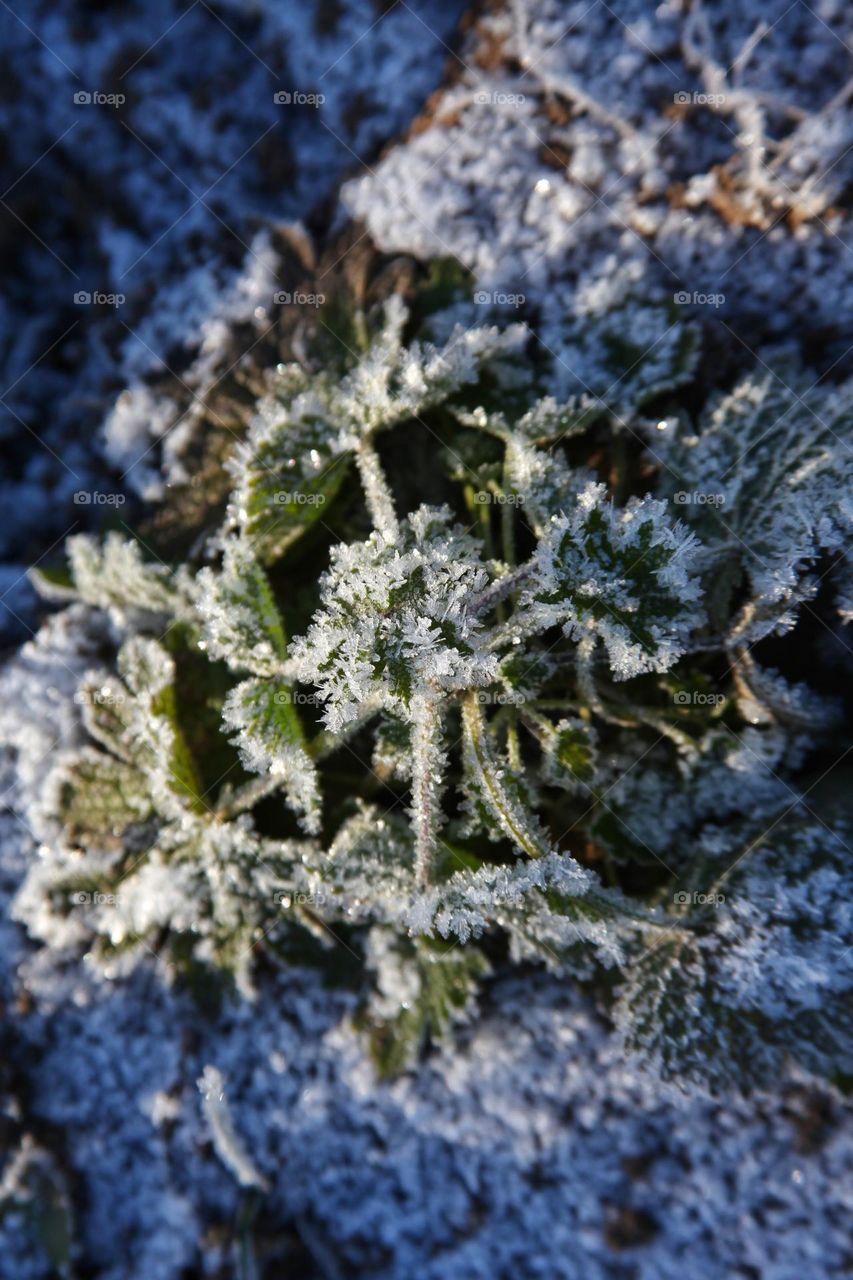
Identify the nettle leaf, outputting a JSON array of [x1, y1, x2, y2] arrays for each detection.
[[304, 805, 415, 926], [654, 369, 853, 629], [226, 298, 523, 565], [372, 714, 412, 782], [409, 850, 594, 944], [32, 532, 191, 620], [222, 678, 320, 835], [333, 295, 526, 448], [196, 540, 289, 676], [616, 822, 853, 1091], [362, 927, 489, 1077], [531, 713, 598, 791], [117, 637, 204, 815], [547, 294, 699, 422], [228, 393, 351, 565], [50, 748, 153, 843], [518, 481, 702, 679], [290, 506, 499, 731]]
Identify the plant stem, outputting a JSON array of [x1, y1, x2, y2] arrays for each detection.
[[355, 438, 399, 537], [410, 693, 446, 889]]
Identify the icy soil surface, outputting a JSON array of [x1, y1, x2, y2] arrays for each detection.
[[0, 0, 462, 638]]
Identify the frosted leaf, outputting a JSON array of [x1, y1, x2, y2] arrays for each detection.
[[362, 927, 489, 1076], [227, 387, 351, 564], [31, 532, 192, 623], [410, 851, 594, 944], [290, 506, 499, 730], [195, 540, 289, 677], [519, 481, 703, 679], [198, 1066, 269, 1190], [117, 637, 203, 816], [616, 822, 853, 1091], [304, 805, 415, 927], [49, 747, 153, 843], [654, 369, 853, 630], [332, 296, 526, 450], [222, 678, 320, 835], [548, 295, 699, 422]]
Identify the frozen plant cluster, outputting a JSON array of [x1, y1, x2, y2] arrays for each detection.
[[8, 284, 850, 1099]]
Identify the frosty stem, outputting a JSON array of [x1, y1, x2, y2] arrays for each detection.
[[410, 692, 446, 889], [355, 437, 399, 537]]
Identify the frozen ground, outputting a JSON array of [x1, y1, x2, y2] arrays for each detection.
[[0, 0, 463, 638], [1, 1, 852, 1276]]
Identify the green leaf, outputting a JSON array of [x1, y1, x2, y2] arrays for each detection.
[[196, 540, 289, 676], [53, 748, 153, 841], [222, 677, 321, 834], [230, 408, 351, 564], [363, 932, 488, 1076]]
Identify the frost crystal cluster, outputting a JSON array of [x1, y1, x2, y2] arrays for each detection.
[[18, 281, 853, 1087]]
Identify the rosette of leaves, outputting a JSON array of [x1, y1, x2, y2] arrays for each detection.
[[24, 287, 853, 1085]]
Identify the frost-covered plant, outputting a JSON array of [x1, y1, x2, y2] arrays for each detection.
[[23, 285, 853, 1086]]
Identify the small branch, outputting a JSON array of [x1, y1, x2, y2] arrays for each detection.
[[355, 438, 399, 538], [410, 693, 447, 889], [472, 560, 535, 617]]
